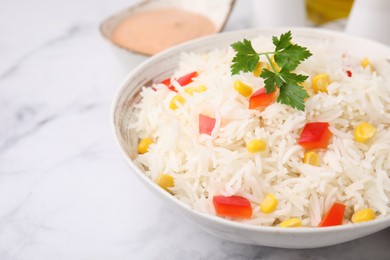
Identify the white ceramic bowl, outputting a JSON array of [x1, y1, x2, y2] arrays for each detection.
[[112, 28, 390, 249]]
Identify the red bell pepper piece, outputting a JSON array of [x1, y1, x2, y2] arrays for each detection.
[[161, 78, 171, 86], [249, 88, 278, 109], [160, 77, 176, 92], [160, 71, 198, 92], [177, 71, 198, 86], [213, 195, 252, 219], [199, 114, 216, 135], [298, 122, 332, 150], [319, 202, 345, 227]]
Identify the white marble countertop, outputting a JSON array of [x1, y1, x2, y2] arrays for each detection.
[[1, 0, 389, 259]]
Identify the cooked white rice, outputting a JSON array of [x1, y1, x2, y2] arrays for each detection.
[[130, 36, 390, 227]]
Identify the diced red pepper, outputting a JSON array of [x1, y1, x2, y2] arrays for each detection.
[[199, 114, 216, 135], [213, 195, 252, 219], [160, 71, 198, 92], [161, 78, 171, 86], [298, 122, 332, 150], [346, 70, 352, 77], [167, 85, 177, 92], [249, 88, 278, 109], [159, 77, 176, 92], [319, 202, 345, 227], [177, 71, 198, 86]]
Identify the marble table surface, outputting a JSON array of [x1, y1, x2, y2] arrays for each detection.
[[1, 0, 389, 259]]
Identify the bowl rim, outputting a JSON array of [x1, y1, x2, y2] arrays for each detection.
[[111, 27, 390, 234]]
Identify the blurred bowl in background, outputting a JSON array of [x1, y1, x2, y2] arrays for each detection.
[[100, 0, 235, 70]]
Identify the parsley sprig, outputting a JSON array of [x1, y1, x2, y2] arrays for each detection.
[[230, 31, 312, 111]]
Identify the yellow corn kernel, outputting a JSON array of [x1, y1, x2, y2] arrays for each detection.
[[354, 122, 376, 143], [303, 151, 319, 166], [234, 81, 253, 97], [156, 173, 174, 191], [270, 56, 281, 72], [169, 95, 186, 110], [253, 62, 270, 77], [137, 138, 153, 154], [246, 139, 267, 153], [260, 193, 278, 213], [279, 218, 302, 228], [352, 208, 376, 223], [361, 58, 370, 68], [185, 85, 207, 95], [312, 74, 331, 94], [361, 58, 374, 72]]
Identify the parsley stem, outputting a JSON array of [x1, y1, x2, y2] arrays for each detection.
[[263, 53, 278, 74]]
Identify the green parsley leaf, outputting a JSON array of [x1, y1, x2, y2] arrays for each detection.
[[277, 84, 309, 111], [260, 69, 282, 94], [272, 31, 292, 51], [279, 68, 309, 85], [230, 31, 313, 111], [274, 44, 312, 71], [231, 39, 259, 75]]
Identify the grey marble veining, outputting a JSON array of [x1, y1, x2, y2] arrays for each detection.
[[1, 0, 389, 259]]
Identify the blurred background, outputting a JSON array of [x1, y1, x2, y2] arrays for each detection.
[[98, 0, 388, 72]]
